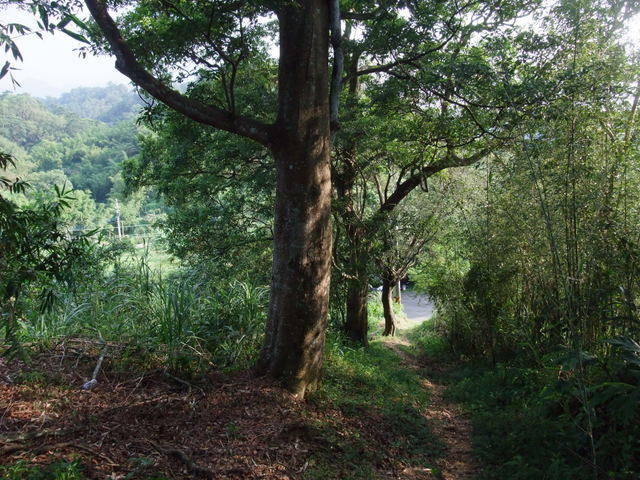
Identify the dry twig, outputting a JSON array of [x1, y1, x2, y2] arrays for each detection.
[[149, 440, 214, 477]]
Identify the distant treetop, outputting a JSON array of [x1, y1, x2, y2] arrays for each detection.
[[44, 83, 142, 124]]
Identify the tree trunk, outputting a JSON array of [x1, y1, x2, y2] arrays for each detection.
[[345, 247, 369, 344], [382, 278, 397, 336], [335, 44, 370, 345], [255, 0, 332, 397]]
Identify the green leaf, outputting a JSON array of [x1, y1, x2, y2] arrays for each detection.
[[60, 28, 89, 44], [9, 42, 23, 62], [558, 348, 598, 370], [68, 14, 89, 31], [607, 336, 640, 355], [38, 5, 49, 31], [607, 336, 640, 367], [57, 16, 72, 29], [0, 61, 10, 80]]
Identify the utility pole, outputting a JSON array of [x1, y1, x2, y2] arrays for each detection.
[[115, 199, 123, 239]]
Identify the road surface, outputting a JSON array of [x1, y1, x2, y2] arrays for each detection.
[[401, 291, 435, 327]]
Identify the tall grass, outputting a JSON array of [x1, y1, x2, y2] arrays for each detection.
[[10, 248, 268, 374]]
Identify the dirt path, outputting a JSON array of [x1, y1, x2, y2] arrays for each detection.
[[384, 336, 479, 480]]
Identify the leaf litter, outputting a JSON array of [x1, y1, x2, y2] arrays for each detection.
[[1, 338, 476, 479]]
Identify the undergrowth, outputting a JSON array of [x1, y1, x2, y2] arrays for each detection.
[[5, 247, 267, 375], [411, 320, 640, 480], [0, 460, 84, 480], [0, 459, 170, 480]]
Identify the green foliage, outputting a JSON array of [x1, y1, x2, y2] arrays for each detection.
[[1, 153, 93, 355], [0, 90, 147, 204], [0, 93, 67, 148], [447, 355, 640, 479], [125, 96, 274, 277], [409, 2, 640, 473], [446, 363, 589, 480], [45, 83, 142, 124], [414, 0, 640, 359], [305, 334, 442, 479], [13, 248, 268, 373], [0, 460, 83, 480], [412, 321, 640, 479], [195, 278, 268, 369]]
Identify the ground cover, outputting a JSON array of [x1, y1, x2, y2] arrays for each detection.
[[0, 330, 467, 480]]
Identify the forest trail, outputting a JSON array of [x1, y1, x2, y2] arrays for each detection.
[[383, 335, 479, 480]]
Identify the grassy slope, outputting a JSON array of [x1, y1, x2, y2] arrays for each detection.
[[305, 335, 444, 479]]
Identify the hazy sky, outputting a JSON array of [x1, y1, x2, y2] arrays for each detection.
[[1, 6, 128, 98]]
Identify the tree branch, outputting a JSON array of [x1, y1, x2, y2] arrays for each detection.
[[380, 146, 493, 213], [347, 32, 457, 81], [84, 0, 271, 147]]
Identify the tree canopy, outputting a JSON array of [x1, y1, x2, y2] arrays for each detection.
[[3, 0, 640, 397]]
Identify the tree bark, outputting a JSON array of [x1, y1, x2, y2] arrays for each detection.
[[336, 182, 370, 344], [344, 243, 369, 344], [382, 277, 397, 336], [255, 0, 332, 397]]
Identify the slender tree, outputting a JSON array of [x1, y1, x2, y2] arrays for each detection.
[[331, 1, 548, 342]]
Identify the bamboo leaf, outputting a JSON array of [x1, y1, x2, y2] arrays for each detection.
[[0, 61, 10, 80], [60, 28, 89, 44]]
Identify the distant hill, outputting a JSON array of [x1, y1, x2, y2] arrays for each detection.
[[0, 92, 93, 149], [0, 89, 142, 203], [44, 83, 143, 124]]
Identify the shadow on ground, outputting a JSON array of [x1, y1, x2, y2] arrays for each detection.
[[1, 333, 464, 480]]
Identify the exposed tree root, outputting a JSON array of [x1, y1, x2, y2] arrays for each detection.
[[0, 427, 78, 445], [35, 441, 116, 464], [0, 439, 115, 464]]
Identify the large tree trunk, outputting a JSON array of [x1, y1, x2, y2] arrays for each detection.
[[344, 244, 369, 344], [336, 158, 369, 344], [86, 0, 332, 397], [382, 277, 397, 336], [334, 43, 370, 345], [255, 0, 332, 397]]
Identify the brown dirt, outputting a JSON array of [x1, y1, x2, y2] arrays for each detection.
[[0, 343, 318, 479], [1, 337, 478, 479], [384, 337, 479, 480]]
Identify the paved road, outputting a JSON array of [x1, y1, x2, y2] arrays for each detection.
[[401, 291, 435, 327]]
